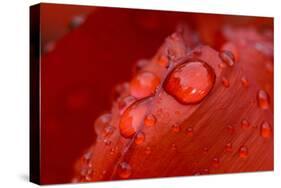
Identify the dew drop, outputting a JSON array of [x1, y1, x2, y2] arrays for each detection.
[[260, 121, 272, 138], [218, 63, 227, 69], [257, 90, 270, 109], [221, 77, 230, 88], [219, 50, 235, 67], [134, 132, 145, 144], [202, 168, 209, 174], [119, 99, 149, 138], [171, 123, 181, 133], [110, 148, 115, 155], [212, 157, 220, 168], [118, 162, 132, 179], [265, 61, 273, 73], [171, 143, 177, 151], [241, 119, 250, 129], [164, 61, 215, 104], [82, 151, 92, 164], [118, 95, 136, 114], [134, 59, 149, 72], [103, 139, 112, 146], [114, 82, 130, 99], [192, 47, 202, 56], [144, 114, 157, 127], [94, 113, 112, 135], [239, 146, 248, 158], [103, 126, 115, 137], [226, 125, 235, 134], [130, 71, 160, 99], [203, 147, 209, 154], [225, 143, 233, 152], [241, 77, 249, 87], [186, 127, 193, 136]]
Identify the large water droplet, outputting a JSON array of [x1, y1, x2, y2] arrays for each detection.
[[257, 90, 270, 109], [219, 50, 235, 67], [144, 114, 157, 127], [260, 121, 272, 138], [130, 72, 160, 99], [239, 146, 248, 158], [119, 99, 149, 138], [164, 61, 215, 104], [134, 132, 145, 144], [118, 162, 132, 179]]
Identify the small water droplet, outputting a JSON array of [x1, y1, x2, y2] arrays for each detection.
[[157, 55, 169, 68], [95, 113, 112, 136], [192, 47, 202, 56], [226, 125, 235, 134], [80, 167, 93, 181], [222, 77, 230, 88], [241, 77, 249, 87], [202, 168, 209, 174], [212, 157, 220, 168], [134, 132, 145, 144], [241, 119, 250, 129], [218, 63, 227, 69], [171, 143, 177, 151], [239, 146, 248, 158], [103, 126, 115, 137], [257, 90, 270, 109], [203, 147, 209, 154], [134, 59, 149, 72], [114, 82, 130, 99], [118, 162, 132, 179], [119, 99, 149, 138], [239, 146, 249, 158], [164, 61, 215, 104], [103, 139, 112, 146], [260, 121, 272, 138], [171, 123, 181, 133], [110, 148, 115, 155], [186, 127, 193, 136], [265, 61, 273, 73], [130, 71, 160, 99], [225, 143, 233, 152], [144, 114, 157, 127], [219, 50, 235, 67], [145, 147, 152, 155]]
